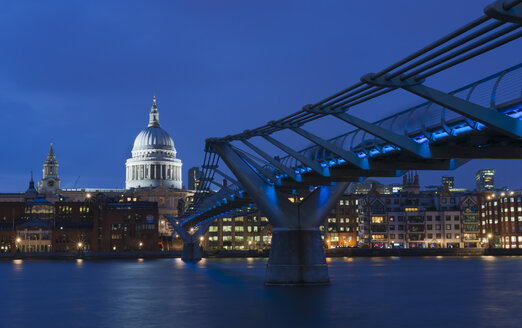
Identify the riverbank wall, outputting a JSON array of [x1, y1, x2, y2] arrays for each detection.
[[1, 248, 521, 261]]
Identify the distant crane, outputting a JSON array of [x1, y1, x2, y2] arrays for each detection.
[[73, 176, 80, 189]]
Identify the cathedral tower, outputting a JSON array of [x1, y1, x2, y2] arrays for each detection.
[[39, 143, 61, 193]]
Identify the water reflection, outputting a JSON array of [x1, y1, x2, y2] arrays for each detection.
[[12, 259, 23, 272], [0, 257, 521, 327]]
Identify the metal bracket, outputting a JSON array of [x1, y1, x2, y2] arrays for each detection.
[[302, 104, 345, 114], [361, 73, 425, 88], [268, 120, 302, 129], [485, 0, 522, 24]]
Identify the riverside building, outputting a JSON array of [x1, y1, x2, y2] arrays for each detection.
[[200, 193, 359, 251], [0, 96, 192, 251], [0, 183, 160, 253], [357, 173, 481, 248], [480, 191, 522, 248]]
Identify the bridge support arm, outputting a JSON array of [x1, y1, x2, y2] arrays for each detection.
[[241, 139, 301, 181], [290, 127, 370, 169], [263, 135, 330, 177], [332, 112, 432, 158], [165, 214, 203, 261], [361, 74, 522, 138], [212, 141, 351, 285], [404, 84, 522, 138]]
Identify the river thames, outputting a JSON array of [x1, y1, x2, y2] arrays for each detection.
[[1, 256, 521, 328]]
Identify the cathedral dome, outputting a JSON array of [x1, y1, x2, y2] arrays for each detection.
[[126, 96, 183, 190], [132, 126, 175, 151]]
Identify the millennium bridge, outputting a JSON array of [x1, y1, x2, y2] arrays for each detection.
[[167, 0, 522, 285]]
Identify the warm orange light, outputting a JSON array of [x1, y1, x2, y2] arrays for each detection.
[[16, 237, 21, 243]]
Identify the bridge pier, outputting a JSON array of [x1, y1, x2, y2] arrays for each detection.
[[181, 242, 203, 262], [266, 228, 328, 286], [211, 141, 349, 286], [164, 215, 207, 262]]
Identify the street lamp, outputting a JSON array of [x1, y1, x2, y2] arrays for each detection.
[[487, 233, 493, 248], [138, 242, 143, 250], [15, 237, 21, 252]]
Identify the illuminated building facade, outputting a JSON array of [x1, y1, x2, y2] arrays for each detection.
[[357, 175, 481, 248], [0, 189, 160, 253], [480, 191, 522, 249], [475, 169, 495, 192], [200, 194, 359, 251], [442, 176, 455, 190]]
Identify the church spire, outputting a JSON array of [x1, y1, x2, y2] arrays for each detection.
[[25, 171, 38, 198], [148, 95, 160, 128], [46, 142, 56, 163]]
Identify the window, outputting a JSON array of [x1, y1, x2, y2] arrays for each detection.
[[427, 216, 432, 221], [398, 225, 404, 231], [446, 233, 452, 239], [390, 234, 395, 239], [372, 216, 384, 223], [427, 234, 433, 238], [436, 233, 442, 239], [398, 216, 404, 222], [235, 226, 244, 232], [454, 224, 460, 230], [446, 224, 451, 230], [427, 225, 433, 230], [390, 225, 395, 231], [436, 225, 441, 230], [223, 226, 232, 232], [446, 216, 451, 221], [389, 216, 395, 222], [398, 234, 404, 239], [454, 215, 460, 221], [455, 234, 460, 239], [436, 216, 441, 221]]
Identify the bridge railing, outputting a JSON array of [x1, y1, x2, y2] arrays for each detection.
[[183, 0, 522, 222], [279, 63, 522, 169]]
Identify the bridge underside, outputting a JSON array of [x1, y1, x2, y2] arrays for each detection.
[[177, 1, 522, 285]]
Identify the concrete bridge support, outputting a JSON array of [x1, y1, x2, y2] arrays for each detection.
[[211, 142, 349, 285], [165, 215, 204, 262], [181, 242, 203, 262]]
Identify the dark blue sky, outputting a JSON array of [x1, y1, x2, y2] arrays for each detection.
[[1, 0, 520, 192]]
